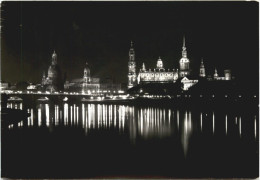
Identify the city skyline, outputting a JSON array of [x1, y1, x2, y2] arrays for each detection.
[[1, 2, 258, 85]]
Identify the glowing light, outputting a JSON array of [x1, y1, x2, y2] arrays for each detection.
[[254, 116, 257, 138]]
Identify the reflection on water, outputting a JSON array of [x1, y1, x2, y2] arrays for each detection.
[[6, 101, 259, 151], [3, 101, 259, 178]]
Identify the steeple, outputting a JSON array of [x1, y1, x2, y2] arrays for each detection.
[[214, 67, 218, 79], [156, 56, 164, 70], [199, 58, 206, 77], [182, 36, 187, 58], [128, 41, 137, 89], [51, 50, 57, 65], [129, 41, 135, 61], [142, 62, 146, 71]]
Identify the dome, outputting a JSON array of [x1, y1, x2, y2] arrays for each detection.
[[48, 64, 61, 79], [156, 57, 164, 69]]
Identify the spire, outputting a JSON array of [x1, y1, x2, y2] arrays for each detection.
[[51, 50, 57, 65], [142, 62, 146, 71], [200, 58, 204, 67], [214, 67, 218, 78], [182, 36, 187, 58], [199, 58, 206, 77], [129, 41, 135, 61], [183, 36, 186, 49]]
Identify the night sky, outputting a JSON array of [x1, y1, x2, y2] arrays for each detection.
[[1, 1, 259, 85]]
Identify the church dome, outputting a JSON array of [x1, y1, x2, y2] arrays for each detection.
[[48, 65, 59, 78]]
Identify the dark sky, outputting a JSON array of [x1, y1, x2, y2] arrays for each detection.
[[1, 1, 259, 84]]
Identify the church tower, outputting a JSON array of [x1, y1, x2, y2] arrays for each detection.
[[52, 50, 57, 65], [128, 41, 137, 89], [42, 72, 46, 85], [83, 62, 91, 83], [179, 36, 190, 77], [214, 68, 219, 80], [199, 58, 206, 77]]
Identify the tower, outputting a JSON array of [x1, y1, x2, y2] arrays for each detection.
[[128, 41, 137, 89], [179, 36, 190, 77], [142, 63, 146, 72], [156, 57, 164, 70], [52, 50, 57, 65], [199, 58, 206, 77], [42, 72, 46, 85], [83, 62, 91, 83], [214, 68, 218, 79]]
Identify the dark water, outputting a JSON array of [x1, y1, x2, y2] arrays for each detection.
[[2, 100, 259, 178]]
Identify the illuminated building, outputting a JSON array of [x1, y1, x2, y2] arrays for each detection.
[[181, 77, 198, 91], [199, 59, 206, 77], [64, 62, 100, 93], [128, 36, 233, 91], [128, 41, 137, 89], [210, 68, 232, 81], [137, 57, 179, 84], [42, 51, 64, 92], [179, 36, 190, 77]]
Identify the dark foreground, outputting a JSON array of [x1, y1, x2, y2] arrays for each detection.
[[1, 99, 259, 178]]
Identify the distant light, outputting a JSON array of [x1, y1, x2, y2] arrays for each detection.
[[212, 95, 215, 98], [225, 95, 228, 98], [238, 95, 242, 98]]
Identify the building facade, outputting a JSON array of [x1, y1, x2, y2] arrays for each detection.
[[128, 36, 233, 91], [64, 62, 100, 93]]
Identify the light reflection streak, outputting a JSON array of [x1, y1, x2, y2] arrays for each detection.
[[38, 107, 41, 126], [213, 112, 215, 134], [239, 117, 242, 137], [82, 104, 85, 127], [45, 104, 49, 127], [225, 115, 228, 135], [76, 106, 79, 125], [177, 110, 180, 130], [200, 112, 203, 131], [64, 103, 68, 125], [70, 106, 73, 125], [254, 116, 257, 138], [182, 110, 192, 157]]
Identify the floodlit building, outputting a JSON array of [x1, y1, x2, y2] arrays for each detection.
[[128, 36, 233, 91], [42, 51, 64, 92], [64, 62, 100, 93]]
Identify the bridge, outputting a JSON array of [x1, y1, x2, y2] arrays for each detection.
[[1, 90, 131, 105]]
